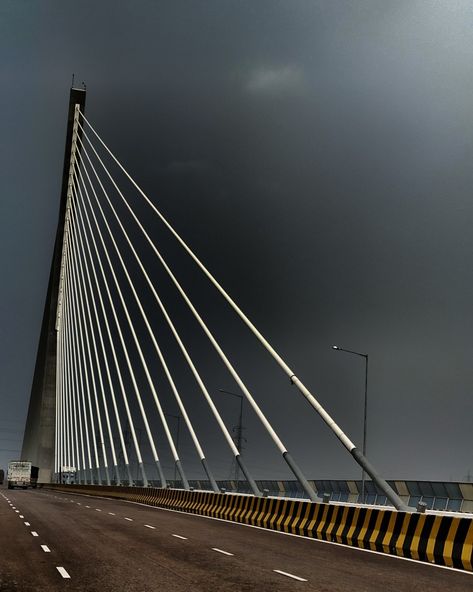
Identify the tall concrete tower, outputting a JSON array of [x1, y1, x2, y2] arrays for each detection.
[[21, 88, 86, 483]]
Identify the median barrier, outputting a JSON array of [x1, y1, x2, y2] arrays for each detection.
[[44, 484, 473, 571]]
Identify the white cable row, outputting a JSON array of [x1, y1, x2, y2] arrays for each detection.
[[76, 138, 222, 491], [71, 170, 153, 486], [70, 175, 136, 486], [75, 122, 320, 499]]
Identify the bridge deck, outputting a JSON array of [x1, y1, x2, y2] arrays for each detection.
[[0, 486, 471, 591]]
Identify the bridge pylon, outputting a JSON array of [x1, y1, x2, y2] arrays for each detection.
[[21, 87, 86, 483]]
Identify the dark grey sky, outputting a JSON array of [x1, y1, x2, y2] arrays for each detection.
[[1, 1, 473, 483]]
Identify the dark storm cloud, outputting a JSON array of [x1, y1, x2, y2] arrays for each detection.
[[1, 1, 473, 481]]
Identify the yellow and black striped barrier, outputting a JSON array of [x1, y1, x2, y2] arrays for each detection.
[[44, 484, 473, 571]]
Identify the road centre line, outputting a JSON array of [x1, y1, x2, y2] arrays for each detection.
[[172, 534, 188, 540], [273, 569, 308, 582], [56, 567, 71, 579], [31, 532, 39, 537], [212, 548, 234, 556], [144, 524, 156, 529], [41, 545, 51, 553]]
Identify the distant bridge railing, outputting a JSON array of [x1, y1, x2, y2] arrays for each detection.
[[56, 475, 473, 513]]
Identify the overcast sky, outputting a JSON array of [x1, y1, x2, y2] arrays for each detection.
[[1, 1, 473, 484]]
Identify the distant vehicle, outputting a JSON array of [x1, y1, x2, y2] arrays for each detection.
[[7, 461, 38, 489], [0, 469, 4, 485]]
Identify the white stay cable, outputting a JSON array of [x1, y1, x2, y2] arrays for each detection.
[[70, 192, 131, 487], [55, 296, 64, 477], [76, 137, 247, 492], [78, 114, 357, 450], [67, 238, 102, 483], [63, 245, 87, 483], [77, 116, 413, 510], [77, 142, 215, 489], [70, 179, 135, 487], [64, 246, 94, 480], [64, 278, 88, 483], [72, 172, 153, 487], [75, 130, 296, 461], [69, 213, 118, 485], [69, 208, 111, 485], [63, 274, 71, 472], [63, 255, 82, 479], [63, 258, 81, 478], [73, 165, 170, 488]]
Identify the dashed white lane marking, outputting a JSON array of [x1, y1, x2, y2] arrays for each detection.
[[77, 503, 81, 505], [12, 506, 16, 509], [31, 532, 39, 537], [144, 524, 156, 529], [273, 570, 308, 582], [85, 505, 90, 508], [108, 512, 116, 515], [24, 522, 30, 526], [124, 517, 133, 521], [41, 545, 51, 553], [56, 567, 71, 579], [19, 515, 24, 518], [15, 510, 19, 513], [212, 548, 234, 556], [95, 509, 102, 512], [172, 534, 188, 540]]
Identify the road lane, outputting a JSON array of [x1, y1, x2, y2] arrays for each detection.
[[1, 487, 472, 591]]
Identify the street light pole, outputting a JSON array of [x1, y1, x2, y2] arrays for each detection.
[[218, 389, 244, 490], [332, 345, 368, 504]]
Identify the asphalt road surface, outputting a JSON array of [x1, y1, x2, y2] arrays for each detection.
[[0, 486, 471, 591]]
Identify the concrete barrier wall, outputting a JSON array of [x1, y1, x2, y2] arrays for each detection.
[[45, 484, 473, 571]]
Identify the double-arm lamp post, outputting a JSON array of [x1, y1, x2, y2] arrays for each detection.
[[332, 345, 368, 503]]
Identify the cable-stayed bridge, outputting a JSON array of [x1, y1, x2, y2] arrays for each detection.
[[4, 89, 471, 590], [21, 87, 404, 509]]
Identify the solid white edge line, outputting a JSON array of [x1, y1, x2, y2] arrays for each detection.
[[273, 569, 307, 582], [56, 567, 71, 579], [41, 545, 51, 553], [43, 489, 473, 577], [172, 534, 188, 540], [212, 547, 234, 556], [144, 524, 156, 529]]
